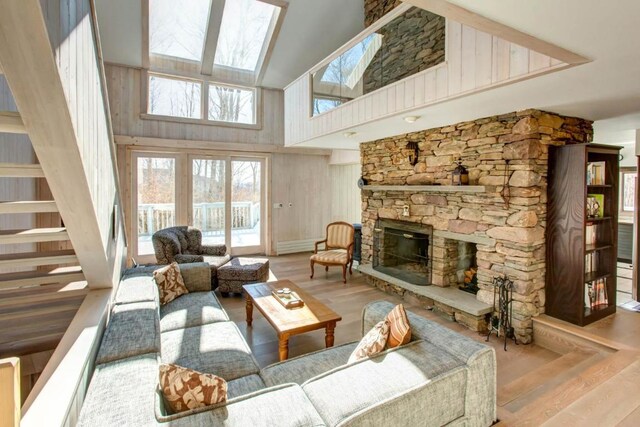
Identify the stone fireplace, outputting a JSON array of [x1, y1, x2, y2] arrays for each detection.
[[359, 109, 593, 343]]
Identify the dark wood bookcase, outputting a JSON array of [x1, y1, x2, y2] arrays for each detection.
[[546, 143, 622, 326]]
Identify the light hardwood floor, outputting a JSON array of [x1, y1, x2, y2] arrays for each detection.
[[216, 253, 640, 426]]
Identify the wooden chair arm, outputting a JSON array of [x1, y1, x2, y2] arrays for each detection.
[[314, 239, 327, 254]]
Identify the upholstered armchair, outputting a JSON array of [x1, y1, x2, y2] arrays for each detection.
[[152, 226, 231, 288], [310, 222, 355, 284]]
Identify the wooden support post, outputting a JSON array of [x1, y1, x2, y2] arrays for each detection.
[[0, 358, 20, 427]]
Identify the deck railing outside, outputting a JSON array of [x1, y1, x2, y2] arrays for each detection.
[[138, 202, 260, 236]]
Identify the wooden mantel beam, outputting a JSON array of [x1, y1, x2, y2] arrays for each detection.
[[402, 0, 589, 65], [0, 0, 113, 287]]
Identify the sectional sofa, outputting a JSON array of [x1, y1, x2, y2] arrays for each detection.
[[77, 262, 497, 426]]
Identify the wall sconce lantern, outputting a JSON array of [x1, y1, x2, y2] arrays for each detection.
[[452, 158, 469, 186], [406, 141, 419, 166]]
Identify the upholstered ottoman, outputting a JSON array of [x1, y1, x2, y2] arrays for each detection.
[[217, 257, 270, 296]]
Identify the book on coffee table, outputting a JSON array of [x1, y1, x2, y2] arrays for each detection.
[[271, 289, 305, 309]]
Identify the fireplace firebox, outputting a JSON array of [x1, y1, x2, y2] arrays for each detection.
[[373, 219, 433, 286]]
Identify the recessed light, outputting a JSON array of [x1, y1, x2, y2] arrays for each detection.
[[343, 131, 357, 138], [404, 116, 420, 123]]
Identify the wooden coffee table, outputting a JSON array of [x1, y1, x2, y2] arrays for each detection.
[[243, 280, 342, 361]]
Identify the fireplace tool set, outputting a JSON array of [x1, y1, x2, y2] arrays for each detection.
[[486, 276, 518, 351]]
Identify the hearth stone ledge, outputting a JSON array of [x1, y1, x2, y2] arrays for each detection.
[[359, 264, 491, 332]]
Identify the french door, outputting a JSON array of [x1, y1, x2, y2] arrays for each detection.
[[189, 156, 265, 256], [132, 151, 266, 263]]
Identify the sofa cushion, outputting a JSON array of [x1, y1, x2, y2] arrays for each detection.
[[227, 374, 266, 399], [159, 363, 227, 413], [96, 302, 160, 365], [156, 384, 325, 426], [160, 291, 229, 333], [302, 340, 466, 427], [77, 354, 158, 427], [385, 304, 411, 348], [161, 322, 260, 380], [114, 274, 159, 306], [348, 320, 390, 363], [121, 263, 212, 293], [154, 262, 189, 305], [261, 342, 357, 387]]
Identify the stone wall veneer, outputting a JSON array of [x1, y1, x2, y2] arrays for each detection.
[[360, 109, 593, 343]]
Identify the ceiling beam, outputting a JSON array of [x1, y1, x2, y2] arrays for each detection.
[[114, 135, 332, 156], [402, 0, 589, 65], [255, 2, 288, 86], [201, 0, 225, 76], [0, 0, 115, 287]]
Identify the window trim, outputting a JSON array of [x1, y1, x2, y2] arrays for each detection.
[[142, 71, 262, 129]]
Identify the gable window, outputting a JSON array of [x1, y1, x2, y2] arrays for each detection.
[[148, 74, 202, 119], [208, 84, 255, 124], [149, 0, 212, 62], [214, 0, 279, 72]]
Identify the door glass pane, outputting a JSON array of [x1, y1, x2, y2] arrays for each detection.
[[137, 157, 176, 255], [192, 159, 226, 246], [231, 160, 261, 248]]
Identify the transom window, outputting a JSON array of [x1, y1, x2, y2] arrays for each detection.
[[147, 73, 257, 125]]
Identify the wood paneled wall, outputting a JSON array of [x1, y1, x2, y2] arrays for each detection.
[[330, 164, 362, 224], [104, 64, 285, 145], [284, 20, 567, 146], [271, 153, 332, 252], [0, 77, 36, 273]]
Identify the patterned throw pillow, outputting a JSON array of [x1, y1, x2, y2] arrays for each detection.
[[385, 304, 412, 348], [159, 363, 227, 413], [348, 320, 390, 363], [153, 262, 189, 305]]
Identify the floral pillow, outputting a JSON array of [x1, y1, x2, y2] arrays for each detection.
[[159, 363, 227, 413], [348, 320, 390, 363], [153, 262, 188, 305], [385, 304, 412, 348]]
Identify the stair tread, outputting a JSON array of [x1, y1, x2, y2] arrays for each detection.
[[0, 249, 76, 261], [0, 163, 44, 177], [0, 227, 69, 244], [0, 265, 82, 281], [0, 200, 58, 213]]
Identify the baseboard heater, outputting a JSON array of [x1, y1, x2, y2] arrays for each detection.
[[276, 239, 319, 255]]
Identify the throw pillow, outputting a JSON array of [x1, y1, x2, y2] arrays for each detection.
[[385, 304, 412, 348], [153, 262, 189, 305], [348, 320, 390, 363], [159, 363, 227, 413]]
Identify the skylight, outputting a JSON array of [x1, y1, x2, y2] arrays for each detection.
[[214, 0, 278, 71], [149, 0, 212, 62]]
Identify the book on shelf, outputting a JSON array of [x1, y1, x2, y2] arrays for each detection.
[[585, 222, 598, 245], [587, 161, 606, 185], [585, 278, 608, 310], [585, 252, 599, 274]]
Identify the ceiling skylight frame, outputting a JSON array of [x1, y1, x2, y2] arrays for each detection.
[[144, 0, 287, 87]]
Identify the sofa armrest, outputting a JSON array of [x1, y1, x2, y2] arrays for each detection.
[[178, 262, 212, 292], [174, 254, 204, 264], [201, 244, 227, 256], [155, 383, 325, 426], [361, 301, 491, 363]]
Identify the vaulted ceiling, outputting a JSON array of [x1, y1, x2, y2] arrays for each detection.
[[95, 0, 365, 89]]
